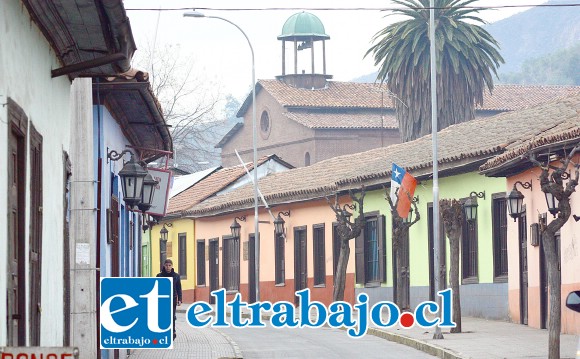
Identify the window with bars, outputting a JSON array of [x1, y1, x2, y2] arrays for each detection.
[[313, 224, 326, 286], [492, 195, 508, 281], [461, 216, 479, 283], [355, 213, 386, 286], [275, 233, 285, 285], [196, 240, 205, 286], [178, 233, 187, 279], [223, 236, 240, 291], [365, 218, 379, 283]]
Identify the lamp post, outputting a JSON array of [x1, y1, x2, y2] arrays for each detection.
[[184, 10, 260, 301]]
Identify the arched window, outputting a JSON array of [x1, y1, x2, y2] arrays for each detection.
[[260, 110, 271, 139], [305, 152, 311, 166]]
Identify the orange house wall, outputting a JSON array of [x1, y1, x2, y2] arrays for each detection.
[[506, 156, 580, 335], [193, 198, 356, 306]]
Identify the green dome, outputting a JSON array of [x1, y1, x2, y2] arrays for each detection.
[[278, 12, 330, 41]]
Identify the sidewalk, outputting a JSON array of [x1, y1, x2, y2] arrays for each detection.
[[370, 316, 579, 359], [177, 304, 579, 359], [128, 311, 242, 359]]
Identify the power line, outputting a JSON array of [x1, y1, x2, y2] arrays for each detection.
[[126, 4, 580, 12]]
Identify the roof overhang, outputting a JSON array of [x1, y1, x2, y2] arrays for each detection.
[[22, 0, 136, 79], [481, 137, 580, 178], [93, 80, 173, 163]]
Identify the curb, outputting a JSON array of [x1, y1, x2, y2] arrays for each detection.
[[366, 328, 463, 359], [212, 327, 244, 359], [178, 305, 465, 359]]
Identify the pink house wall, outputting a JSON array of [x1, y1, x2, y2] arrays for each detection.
[[193, 197, 356, 306], [506, 154, 580, 334]]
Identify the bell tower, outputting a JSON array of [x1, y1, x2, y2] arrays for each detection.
[[276, 11, 332, 89]]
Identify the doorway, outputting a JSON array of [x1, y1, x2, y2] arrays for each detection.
[[294, 227, 307, 304], [518, 215, 528, 325], [209, 239, 219, 304], [248, 234, 256, 304]]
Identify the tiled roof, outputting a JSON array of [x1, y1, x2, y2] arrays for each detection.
[[186, 93, 580, 217], [480, 94, 580, 173], [476, 84, 580, 111], [167, 155, 289, 214], [283, 111, 398, 129], [246, 80, 580, 112]]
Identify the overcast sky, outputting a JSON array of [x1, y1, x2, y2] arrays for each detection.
[[124, 0, 548, 101]]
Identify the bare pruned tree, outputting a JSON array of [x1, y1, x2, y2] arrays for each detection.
[[135, 43, 228, 172], [325, 187, 366, 302], [440, 198, 463, 333], [384, 187, 420, 310], [528, 144, 579, 359]]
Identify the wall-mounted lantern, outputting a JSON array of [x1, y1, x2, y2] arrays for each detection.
[[506, 180, 532, 222], [464, 191, 485, 222], [274, 211, 291, 236], [230, 216, 246, 238], [108, 149, 153, 210], [544, 191, 560, 218]]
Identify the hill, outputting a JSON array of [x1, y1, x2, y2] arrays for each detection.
[[353, 0, 580, 84], [486, 0, 580, 75]]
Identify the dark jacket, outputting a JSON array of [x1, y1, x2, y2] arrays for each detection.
[[156, 268, 182, 302]]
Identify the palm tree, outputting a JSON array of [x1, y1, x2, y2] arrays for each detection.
[[366, 0, 504, 142]]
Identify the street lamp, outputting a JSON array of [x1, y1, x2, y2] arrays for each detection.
[[108, 149, 150, 210], [544, 191, 560, 218], [464, 191, 485, 222], [273, 211, 291, 236], [506, 180, 532, 222], [138, 172, 159, 213], [184, 10, 261, 300], [230, 216, 246, 238]]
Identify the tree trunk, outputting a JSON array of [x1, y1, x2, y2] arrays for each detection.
[[542, 230, 561, 359], [440, 199, 463, 333], [449, 235, 462, 333], [333, 238, 351, 302]]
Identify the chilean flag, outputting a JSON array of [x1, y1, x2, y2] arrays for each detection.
[[390, 163, 417, 218]]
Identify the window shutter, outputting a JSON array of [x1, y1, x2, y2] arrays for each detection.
[[355, 229, 365, 284], [379, 215, 386, 283]]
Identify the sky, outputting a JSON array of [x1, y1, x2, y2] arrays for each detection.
[[123, 0, 549, 102]]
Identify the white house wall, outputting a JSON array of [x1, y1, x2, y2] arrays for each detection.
[[0, 0, 72, 346]]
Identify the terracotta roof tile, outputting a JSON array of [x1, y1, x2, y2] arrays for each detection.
[[256, 80, 580, 112], [167, 155, 286, 214], [480, 95, 580, 172], [188, 93, 580, 217], [283, 111, 398, 129]]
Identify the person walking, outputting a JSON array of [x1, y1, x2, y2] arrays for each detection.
[[157, 259, 182, 340]]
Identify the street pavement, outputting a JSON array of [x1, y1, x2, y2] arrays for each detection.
[[127, 312, 242, 359], [127, 304, 580, 359]]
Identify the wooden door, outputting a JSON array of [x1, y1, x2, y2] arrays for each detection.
[[518, 216, 528, 325], [248, 235, 256, 303], [294, 227, 307, 303], [539, 233, 548, 329], [8, 102, 27, 346], [29, 125, 43, 345], [110, 196, 120, 278], [209, 239, 219, 304]]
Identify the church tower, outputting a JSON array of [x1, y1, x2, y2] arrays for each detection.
[[277, 11, 332, 89]]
